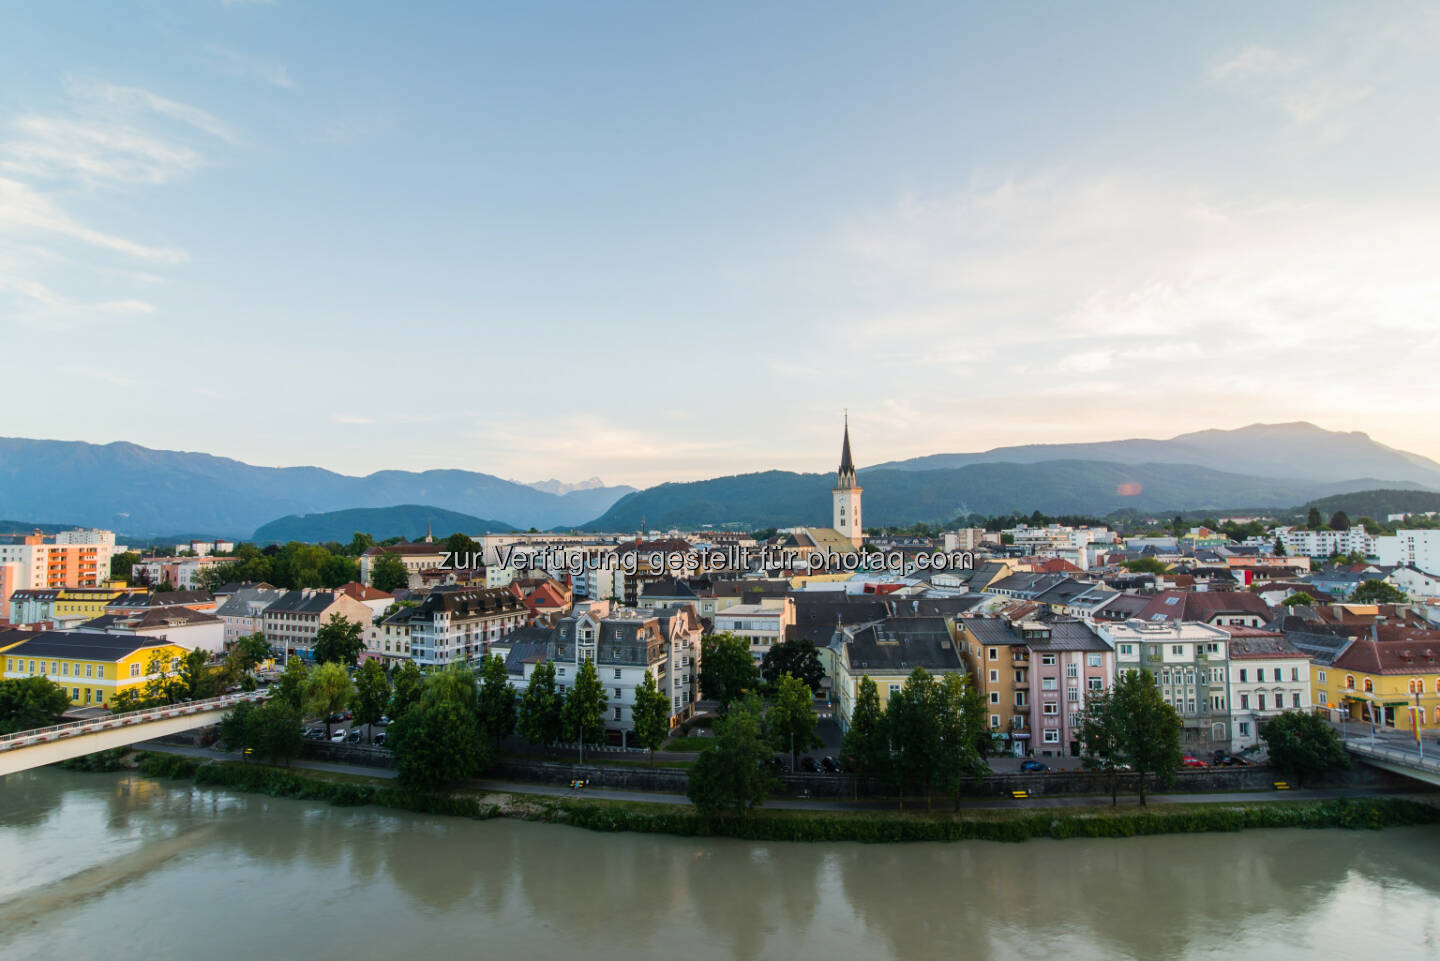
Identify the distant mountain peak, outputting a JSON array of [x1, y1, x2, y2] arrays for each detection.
[[517, 476, 621, 495]]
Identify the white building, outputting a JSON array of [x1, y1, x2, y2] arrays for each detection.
[[943, 528, 989, 552], [1003, 524, 1118, 571], [213, 587, 286, 646], [712, 597, 796, 661], [407, 586, 528, 668], [1387, 565, 1440, 601], [1220, 628, 1312, 752], [1374, 529, 1440, 575], [1273, 525, 1377, 559]]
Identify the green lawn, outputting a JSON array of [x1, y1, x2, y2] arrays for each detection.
[[662, 736, 714, 752]]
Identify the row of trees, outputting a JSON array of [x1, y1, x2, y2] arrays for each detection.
[[699, 633, 826, 713]]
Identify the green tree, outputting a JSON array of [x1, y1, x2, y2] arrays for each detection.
[[389, 698, 488, 789], [1261, 709, 1350, 787], [312, 613, 365, 667], [178, 648, 220, 700], [934, 672, 989, 808], [348, 532, 376, 556], [443, 532, 480, 561], [1273, 536, 1286, 556], [247, 699, 304, 764], [424, 662, 478, 713], [218, 700, 256, 750], [1079, 687, 1126, 805], [370, 554, 411, 592], [0, 676, 72, 733], [1113, 669, 1183, 805], [276, 656, 309, 711], [767, 672, 819, 771], [110, 551, 140, 582], [517, 661, 565, 748], [699, 632, 760, 713], [1280, 591, 1316, 607], [839, 676, 889, 789], [1329, 510, 1352, 531], [1350, 580, 1407, 604], [1306, 507, 1324, 530], [1123, 556, 1167, 575], [885, 668, 946, 808], [352, 659, 391, 740], [759, 638, 825, 695], [389, 661, 425, 719], [630, 669, 670, 764], [561, 657, 608, 758], [686, 693, 775, 818], [304, 661, 353, 736], [227, 632, 272, 678], [476, 653, 516, 746]]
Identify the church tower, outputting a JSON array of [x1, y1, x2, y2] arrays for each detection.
[[832, 416, 863, 548]]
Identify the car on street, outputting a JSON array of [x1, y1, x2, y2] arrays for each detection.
[[1212, 752, 1249, 766], [304, 727, 325, 740], [346, 730, 363, 744], [1180, 755, 1207, 768], [376, 715, 390, 726], [820, 755, 841, 773], [331, 729, 348, 742], [373, 732, 387, 747], [1019, 760, 1050, 772], [799, 755, 821, 773]]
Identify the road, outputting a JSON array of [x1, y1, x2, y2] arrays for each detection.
[[136, 741, 1432, 812]]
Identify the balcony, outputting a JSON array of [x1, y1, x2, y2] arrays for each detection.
[[1013, 680, 1029, 691]]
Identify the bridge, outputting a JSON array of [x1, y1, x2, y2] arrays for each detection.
[[1344, 738, 1440, 788], [0, 691, 266, 777]]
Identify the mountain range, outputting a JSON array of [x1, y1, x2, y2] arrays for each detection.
[[1, 423, 1436, 538], [252, 505, 515, 544], [0, 438, 633, 538]]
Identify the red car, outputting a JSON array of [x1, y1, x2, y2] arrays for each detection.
[[1180, 755, 1207, 768]]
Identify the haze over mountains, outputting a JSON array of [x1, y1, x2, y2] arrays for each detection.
[[0, 424, 1436, 539]]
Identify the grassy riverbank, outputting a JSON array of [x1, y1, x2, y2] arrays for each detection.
[[121, 751, 1440, 843]]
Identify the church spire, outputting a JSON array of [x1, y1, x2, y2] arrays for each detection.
[[836, 413, 857, 489]]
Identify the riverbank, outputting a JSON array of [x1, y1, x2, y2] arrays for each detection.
[[125, 750, 1440, 844]]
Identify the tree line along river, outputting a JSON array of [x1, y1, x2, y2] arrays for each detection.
[[2, 768, 1439, 961]]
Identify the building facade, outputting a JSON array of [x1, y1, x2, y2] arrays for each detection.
[[1098, 620, 1233, 751]]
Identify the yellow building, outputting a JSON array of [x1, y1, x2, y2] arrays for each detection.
[[1, 631, 186, 708], [956, 616, 1031, 751], [832, 616, 968, 728], [1311, 630, 1440, 734], [53, 586, 132, 624]]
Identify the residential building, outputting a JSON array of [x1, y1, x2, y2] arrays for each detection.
[[712, 597, 796, 661], [262, 590, 375, 660], [943, 528, 989, 552], [0, 530, 114, 590], [1389, 565, 1440, 601], [214, 587, 286, 645], [338, 581, 395, 620], [1374, 530, 1440, 575], [1098, 620, 1233, 751], [1136, 590, 1273, 628], [832, 616, 967, 731], [408, 586, 528, 668], [106, 591, 215, 615], [130, 555, 235, 591], [2, 633, 187, 708], [52, 587, 132, 627], [956, 616, 1031, 755], [1023, 619, 1115, 758], [77, 606, 226, 654], [1309, 625, 1440, 733], [1217, 627, 1312, 751], [1274, 525, 1378, 559], [8, 588, 62, 626], [359, 539, 447, 589], [365, 603, 417, 664]]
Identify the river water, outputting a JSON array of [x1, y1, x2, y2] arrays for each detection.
[[2, 769, 1439, 961]]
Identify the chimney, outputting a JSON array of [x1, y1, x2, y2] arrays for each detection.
[[1370, 623, 1378, 642]]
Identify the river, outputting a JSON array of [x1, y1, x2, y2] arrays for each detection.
[[2, 769, 1439, 961]]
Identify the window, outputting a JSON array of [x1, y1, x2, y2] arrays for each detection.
[[1041, 677, 1057, 690], [1042, 702, 1058, 715], [613, 688, 621, 699], [989, 692, 999, 704], [1257, 694, 1267, 711], [1171, 645, 1184, 656], [72, 687, 79, 700], [890, 683, 901, 695], [1041, 654, 1056, 665], [613, 669, 622, 680], [1067, 689, 1079, 702], [97, 666, 104, 679], [1319, 691, 1328, 706], [1119, 644, 1133, 656], [1014, 692, 1027, 707], [1363, 678, 1373, 693], [1087, 653, 1102, 667], [988, 647, 998, 661], [1043, 730, 1060, 743], [1318, 670, 1326, 683], [989, 670, 998, 682], [1066, 664, 1078, 678], [1239, 722, 1250, 736], [989, 714, 1000, 729], [557, 667, 566, 677], [613, 707, 622, 721], [1345, 674, 1355, 689], [61, 662, 69, 676], [1240, 694, 1249, 709], [1291, 667, 1300, 682], [1239, 669, 1248, 682], [1088, 678, 1102, 691], [1292, 693, 1301, 708], [85, 664, 93, 678]]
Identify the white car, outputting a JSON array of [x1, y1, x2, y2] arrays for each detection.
[[330, 729, 347, 742]]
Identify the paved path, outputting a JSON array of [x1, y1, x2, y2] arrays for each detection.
[[137, 741, 1432, 812]]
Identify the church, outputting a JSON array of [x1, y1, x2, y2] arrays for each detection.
[[775, 418, 865, 555]]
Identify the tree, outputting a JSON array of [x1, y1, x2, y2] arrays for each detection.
[[934, 672, 989, 808], [371, 554, 410, 592], [1123, 556, 1167, 575], [444, 532, 480, 561], [227, 632, 272, 678], [218, 700, 256, 750], [759, 639, 825, 695], [1113, 669, 1183, 805], [767, 672, 820, 771], [247, 700, 304, 764], [476, 654, 517, 746], [425, 662, 478, 714], [1350, 580, 1408, 604], [699, 633, 760, 713], [1273, 537, 1286, 556], [389, 661, 425, 719], [630, 670, 670, 764], [1261, 710, 1349, 787], [885, 668, 946, 808], [276, 656, 309, 711], [304, 661, 353, 736], [390, 698, 488, 789], [179, 648, 220, 700], [0, 677, 72, 733], [312, 613, 364, 667], [517, 661, 564, 748], [1329, 510, 1352, 531], [1306, 507, 1324, 530], [839, 676, 889, 790], [562, 657, 608, 758], [110, 551, 140, 581], [686, 694, 775, 818], [1079, 688, 1126, 805], [1280, 591, 1316, 608], [352, 660, 391, 740], [348, 532, 376, 556]]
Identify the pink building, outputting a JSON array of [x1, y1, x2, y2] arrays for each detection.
[[1023, 619, 1116, 759]]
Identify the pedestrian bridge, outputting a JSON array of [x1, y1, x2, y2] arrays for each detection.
[[1344, 739, 1440, 788], [0, 691, 266, 777]]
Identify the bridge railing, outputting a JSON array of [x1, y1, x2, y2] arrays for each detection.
[[0, 690, 268, 752], [1343, 738, 1440, 775]]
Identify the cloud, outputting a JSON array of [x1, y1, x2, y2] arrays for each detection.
[[0, 177, 188, 263], [332, 415, 375, 425], [205, 44, 294, 89], [1208, 45, 1303, 81]]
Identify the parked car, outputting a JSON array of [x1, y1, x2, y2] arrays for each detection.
[[331, 729, 348, 743], [820, 755, 841, 773], [373, 732, 387, 747], [1180, 755, 1207, 768], [327, 713, 345, 724], [1019, 760, 1050, 773], [799, 755, 821, 773], [304, 728, 325, 740], [346, 730, 363, 744], [376, 715, 391, 727], [761, 756, 787, 774], [1212, 753, 1250, 767]]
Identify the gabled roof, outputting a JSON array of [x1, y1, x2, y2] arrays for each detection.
[[3, 631, 177, 661], [843, 616, 960, 673], [1137, 590, 1273, 623]]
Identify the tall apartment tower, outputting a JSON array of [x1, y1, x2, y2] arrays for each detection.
[[832, 417, 864, 548]]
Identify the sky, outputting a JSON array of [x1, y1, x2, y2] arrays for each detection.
[[3, 1, 1439, 489]]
